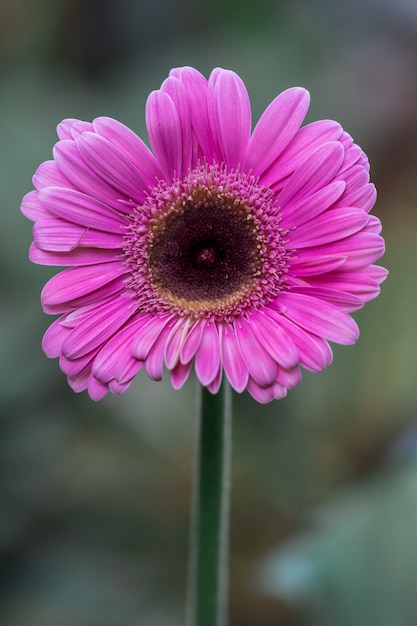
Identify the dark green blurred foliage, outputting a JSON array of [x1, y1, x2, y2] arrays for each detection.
[[258, 452, 417, 626], [1, 0, 417, 624]]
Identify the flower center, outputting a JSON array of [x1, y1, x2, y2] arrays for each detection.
[[148, 203, 262, 305], [124, 163, 289, 320]]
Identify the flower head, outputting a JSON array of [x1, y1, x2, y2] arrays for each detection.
[[21, 67, 387, 403]]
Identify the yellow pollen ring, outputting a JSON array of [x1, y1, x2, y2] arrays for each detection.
[[148, 277, 258, 318]]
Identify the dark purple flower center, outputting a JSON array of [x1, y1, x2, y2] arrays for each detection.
[[124, 164, 289, 320], [149, 205, 260, 303]]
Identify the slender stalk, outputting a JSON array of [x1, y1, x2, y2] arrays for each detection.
[[186, 379, 233, 626]]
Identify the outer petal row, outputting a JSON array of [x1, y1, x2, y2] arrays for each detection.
[[55, 304, 347, 404]]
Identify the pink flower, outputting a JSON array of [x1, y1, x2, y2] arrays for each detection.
[[21, 66, 387, 403]]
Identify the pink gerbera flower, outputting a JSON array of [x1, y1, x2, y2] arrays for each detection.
[[21, 66, 387, 403]]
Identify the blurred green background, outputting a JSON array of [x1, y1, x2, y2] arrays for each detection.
[[1, 0, 417, 624]]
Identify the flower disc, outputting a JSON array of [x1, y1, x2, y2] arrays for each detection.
[[124, 164, 287, 321]]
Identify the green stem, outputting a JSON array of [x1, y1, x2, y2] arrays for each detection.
[[186, 379, 232, 626]]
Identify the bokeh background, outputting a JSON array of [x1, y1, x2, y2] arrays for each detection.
[[1, 1, 417, 624]]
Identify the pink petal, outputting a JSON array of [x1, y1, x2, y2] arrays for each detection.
[[169, 66, 219, 161], [180, 321, 204, 364], [322, 232, 384, 270], [221, 323, 249, 393], [108, 379, 132, 396], [170, 360, 193, 390], [339, 130, 353, 151], [77, 133, 151, 204], [116, 360, 143, 386], [194, 321, 221, 386], [92, 116, 162, 186], [291, 232, 385, 273], [206, 68, 224, 160], [247, 379, 287, 403], [269, 312, 333, 372], [21, 190, 54, 221], [44, 276, 127, 315], [339, 142, 364, 173], [53, 141, 126, 207], [276, 366, 302, 389], [29, 243, 117, 266], [33, 160, 77, 191], [337, 164, 369, 191], [234, 318, 279, 388], [356, 152, 370, 171], [206, 368, 223, 394], [144, 317, 178, 380], [62, 300, 111, 328], [38, 187, 127, 232], [67, 368, 90, 393], [360, 264, 389, 285], [289, 253, 347, 276], [87, 375, 109, 400], [289, 208, 369, 249], [57, 119, 94, 140], [278, 292, 359, 345], [60, 351, 95, 376], [96, 334, 143, 386], [362, 214, 381, 234], [164, 318, 193, 369], [259, 119, 343, 188], [131, 314, 174, 360], [34, 218, 123, 252], [306, 266, 388, 302], [57, 119, 80, 140], [210, 69, 251, 169], [247, 310, 299, 369], [41, 262, 126, 307], [62, 295, 136, 359], [146, 89, 182, 181], [42, 317, 72, 358], [343, 183, 376, 214], [290, 285, 363, 311], [244, 87, 310, 176], [279, 180, 346, 231], [277, 142, 345, 208], [161, 77, 193, 176], [92, 316, 146, 383], [335, 166, 376, 213]]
